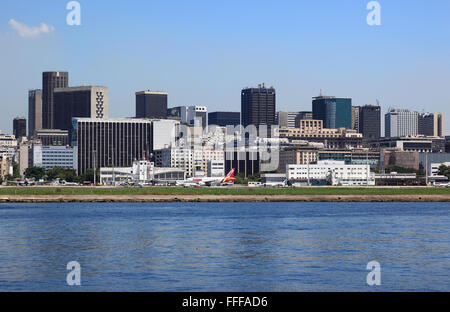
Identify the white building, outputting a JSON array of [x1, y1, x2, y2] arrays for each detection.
[[100, 160, 185, 185], [207, 160, 225, 177], [32, 144, 78, 170], [287, 160, 375, 186], [431, 162, 450, 176], [181, 106, 208, 129], [385, 109, 418, 137], [0, 132, 18, 160], [152, 119, 179, 150], [154, 147, 224, 177]]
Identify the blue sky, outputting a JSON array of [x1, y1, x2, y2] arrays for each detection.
[[1, 0, 450, 134]]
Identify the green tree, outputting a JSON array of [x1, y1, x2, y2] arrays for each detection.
[[47, 167, 77, 182], [24, 167, 46, 180], [438, 165, 450, 179], [385, 165, 424, 176], [12, 163, 20, 179], [78, 168, 95, 183]]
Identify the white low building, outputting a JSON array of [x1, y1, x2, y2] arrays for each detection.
[[431, 162, 450, 176], [100, 160, 185, 185], [287, 160, 375, 186], [154, 147, 224, 178]]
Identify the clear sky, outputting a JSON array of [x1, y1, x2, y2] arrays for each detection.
[[1, 0, 449, 134]]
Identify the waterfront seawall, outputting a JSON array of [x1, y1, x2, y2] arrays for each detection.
[[1, 195, 450, 203]]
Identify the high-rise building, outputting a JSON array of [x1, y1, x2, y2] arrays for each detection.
[[208, 111, 240, 127], [167, 107, 182, 121], [385, 109, 418, 138], [294, 111, 313, 128], [136, 91, 168, 119], [241, 84, 276, 128], [277, 112, 300, 128], [359, 105, 381, 139], [418, 113, 444, 137], [13, 117, 27, 140], [42, 72, 69, 129], [28, 89, 42, 138], [181, 106, 208, 129], [312, 94, 352, 129], [53, 86, 108, 136], [35, 129, 70, 146], [72, 118, 153, 174], [352, 106, 360, 132]]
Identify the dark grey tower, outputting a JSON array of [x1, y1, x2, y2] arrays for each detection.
[[53, 86, 108, 138], [359, 105, 381, 139], [136, 91, 168, 119], [28, 89, 42, 138], [13, 117, 27, 139], [241, 84, 276, 128], [42, 72, 69, 129]]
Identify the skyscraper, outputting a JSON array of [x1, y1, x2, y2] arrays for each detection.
[[136, 91, 168, 119], [42, 72, 69, 129], [352, 106, 360, 132], [359, 105, 381, 139], [241, 84, 276, 128], [312, 94, 352, 129], [13, 117, 27, 140], [385, 109, 418, 138], [28, 89, 42, 138], [418, 113, 444, 137], [53, 86, 108, 137]]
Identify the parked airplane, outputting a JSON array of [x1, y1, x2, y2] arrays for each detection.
[[176, 169, 236, 187]]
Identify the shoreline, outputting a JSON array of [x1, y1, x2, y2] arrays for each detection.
[[1, 194, 450, 203]]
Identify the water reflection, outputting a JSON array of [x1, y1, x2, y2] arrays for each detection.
[[0, 202, 449, 291]]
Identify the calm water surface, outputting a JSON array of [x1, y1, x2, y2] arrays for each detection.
[[0, 202, 449, 291]]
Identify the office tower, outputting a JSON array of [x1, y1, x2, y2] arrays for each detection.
[[208, 111, 240, 127], [35, 129, 70, 146], [13, 117, 27, 139], [181, 106, 208, 129], [241, 84, 276, 128], [53, 86, 108, 137], [28, 89, 42, 138], [167, 107, 182, 121], [297, 111, 313, 120], [312, 94, 352, 129], [42, 72, 69, 129], [352, 106, 360, 132], [294, 111, 313, 128], [136, 91, 168, 119], [359, 105, 381, 139], [418, 113, 444, 137], [277, 112, 300, 128], [385, 109, 418, 138], [72, 118, 153, 174]]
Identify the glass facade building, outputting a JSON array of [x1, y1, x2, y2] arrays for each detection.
[[312, 96, 352, 129]]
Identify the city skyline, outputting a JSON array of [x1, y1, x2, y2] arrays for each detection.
[[1, 0, 450, 134]]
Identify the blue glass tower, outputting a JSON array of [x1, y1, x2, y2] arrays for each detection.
[[312, 95, 352, 129]]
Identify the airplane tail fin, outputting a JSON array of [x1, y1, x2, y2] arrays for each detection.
[[222, 169, 236, 183]]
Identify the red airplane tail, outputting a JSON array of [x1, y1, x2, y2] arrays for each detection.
[[221, 169, 236, 183]]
